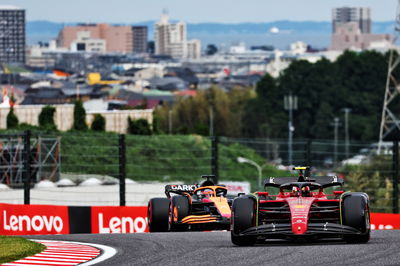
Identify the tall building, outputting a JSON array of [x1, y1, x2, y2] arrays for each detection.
[[57, 24, 133, 53], [132, 26, 148, 53], [0, 5, 25, 64], [154, 12, 200, 59], [332, 7, 371, 33]]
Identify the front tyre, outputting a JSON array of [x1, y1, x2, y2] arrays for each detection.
[[231, 197, 256, 246], [148, 198, 170, 232], [342, 193, 370, 243], [169, 196, 190, 231]]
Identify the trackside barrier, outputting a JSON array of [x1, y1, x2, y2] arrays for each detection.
[[0, 203, 398, 235], [370, 213, 400, 230], [0, 203, 148, 235]]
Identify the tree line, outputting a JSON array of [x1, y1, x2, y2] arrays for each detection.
[[155, 50, 400, 142]]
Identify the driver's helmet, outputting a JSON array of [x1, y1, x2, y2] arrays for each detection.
[[201, 189, 214, 198], [302, 186, 310, 196], [291, 186, 300, 197]]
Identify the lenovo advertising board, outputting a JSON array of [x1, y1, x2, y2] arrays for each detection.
[[91, 206, 148, 233], [0, 203, 69, 235]]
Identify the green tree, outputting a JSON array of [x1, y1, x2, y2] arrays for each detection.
[[73, 100, 87, 131], [128, 118, 152, 135], [38, 105, 56, 130], [91, 114, 105, 132], [6, 106, 18, 129], [205, 44, 218, 55]]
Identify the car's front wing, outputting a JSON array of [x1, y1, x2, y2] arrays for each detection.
[[239, 223, 362, 239]]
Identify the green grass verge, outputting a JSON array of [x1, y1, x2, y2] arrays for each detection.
[[0, 236, 46, 264]]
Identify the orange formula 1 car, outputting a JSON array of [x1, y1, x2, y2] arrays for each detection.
[[148, 175, 232, 232]]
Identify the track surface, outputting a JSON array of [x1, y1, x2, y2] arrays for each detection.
[[28, 231, 400, 266]]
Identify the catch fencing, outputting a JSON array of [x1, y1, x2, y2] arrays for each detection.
[[0, 131, 398, 213]]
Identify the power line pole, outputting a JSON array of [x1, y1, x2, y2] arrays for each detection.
[[330, 117, 341, 167], [209, 106, 214, 136], [379, 0, 400, 151], [284, 93, 298, 166], [168, 110, 172, 134], [342, 108, 351, 158]]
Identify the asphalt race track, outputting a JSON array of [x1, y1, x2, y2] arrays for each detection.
[[28, 231, 400, 266]]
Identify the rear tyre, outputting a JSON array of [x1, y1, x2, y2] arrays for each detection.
[[169, 196, 190, 231], [342, 193, 370, 243], [148, 198, 170, 232], [231, 197, 256, 246]]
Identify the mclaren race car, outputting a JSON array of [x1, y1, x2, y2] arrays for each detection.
[[148, 175, 232, 232], [231, 167, 370, 245]]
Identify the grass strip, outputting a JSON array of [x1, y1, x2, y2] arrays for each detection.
[[0, 236, 46, 264]]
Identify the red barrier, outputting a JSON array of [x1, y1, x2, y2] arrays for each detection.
[[370, 213, 400, 230], [91, 206, 148, 233], [0, 203, 69, 235], [1, 203, 399, 235]]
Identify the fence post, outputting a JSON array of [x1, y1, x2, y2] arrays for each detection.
[[23, 130, 31, 205], [211, 136, 219, 184], [119, 134, 126, 206], [393, 140, 399, 214], [306, 139, 312, 167]]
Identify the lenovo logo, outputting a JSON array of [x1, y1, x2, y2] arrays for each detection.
[[97, 213, 147, 233], [2, 210, 64, 233]]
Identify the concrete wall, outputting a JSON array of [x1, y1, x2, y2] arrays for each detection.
[[0, 105, 153, 133]]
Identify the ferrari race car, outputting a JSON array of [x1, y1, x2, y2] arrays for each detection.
[[148, 175, 232, 232], [231, 167, 370, 245]]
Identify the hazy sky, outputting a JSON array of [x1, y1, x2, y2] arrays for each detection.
[[1, 0, 396, 23]]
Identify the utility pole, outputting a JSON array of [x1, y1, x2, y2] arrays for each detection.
[[284, 93, 298, 166], [342, 108, 351, 158], [168, 110, 172, 134], [330, 117, 341, 167], [209, 106, 214, 136], [379, 0, 400, 151]]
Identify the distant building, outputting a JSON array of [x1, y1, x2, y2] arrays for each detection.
[[0, 5, 25, 64], [331, 21, 391, 51], [57, 24, 134, 53], [154, 12, 201, 59], [186, 40, 201, 59], [331, 7, 391, 51], [70, 31, 106, 53], [332, 7, 371, 33], [132, 26, 148, 53]]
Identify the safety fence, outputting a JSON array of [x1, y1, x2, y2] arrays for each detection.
[[0, 131, 398, 213]]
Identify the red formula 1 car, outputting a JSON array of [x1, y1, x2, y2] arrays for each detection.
[[148, 175, 232, 232], [231, 167, 370, 245]]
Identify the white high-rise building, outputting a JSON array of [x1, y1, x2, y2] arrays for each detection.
[[154, 12, 200, 59]]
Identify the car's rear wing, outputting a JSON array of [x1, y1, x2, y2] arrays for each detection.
[[165, 184, 200, 198], [264, 176, 344, 188]]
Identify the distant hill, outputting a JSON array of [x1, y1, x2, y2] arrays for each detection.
[[26, 20, 394, 49]]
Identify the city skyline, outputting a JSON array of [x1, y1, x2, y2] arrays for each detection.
[[1, 0, 396, 23]]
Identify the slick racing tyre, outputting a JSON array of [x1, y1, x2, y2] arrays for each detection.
[[231, 197, 256, 246], [342, 193, 370, 243], [148, 198, 170, 232], [169, 196, 190, 231]]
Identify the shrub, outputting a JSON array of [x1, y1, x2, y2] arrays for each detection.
[[38, 105, 56, 130], [73, 100, 87, 131], [91, 114, 106, 132], [6, 107, 18, 129], [127, 118, 152, 135]]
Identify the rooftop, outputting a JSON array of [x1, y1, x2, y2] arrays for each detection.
[[0, 5, 23, 10]]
